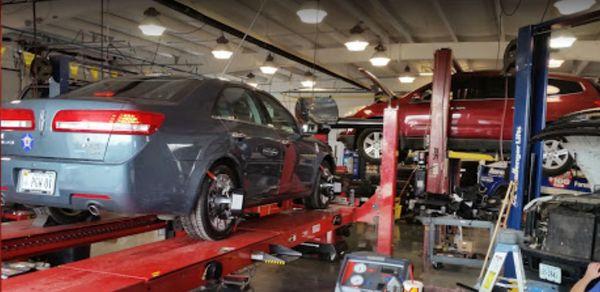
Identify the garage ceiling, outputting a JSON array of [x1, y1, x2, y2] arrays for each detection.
[[2, 0, 600, 93]]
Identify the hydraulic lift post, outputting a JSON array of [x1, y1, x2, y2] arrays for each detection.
[[426, 48, 453, 195]]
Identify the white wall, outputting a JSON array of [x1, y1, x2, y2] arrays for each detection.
[[2, 44, 25, 101]]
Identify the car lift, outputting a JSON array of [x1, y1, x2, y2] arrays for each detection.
[[0, 108, 402, 289], [483, 8, 600, 285]]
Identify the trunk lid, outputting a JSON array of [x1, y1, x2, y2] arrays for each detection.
[[1, 99, 127, 161]]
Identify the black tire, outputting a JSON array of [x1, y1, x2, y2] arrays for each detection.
[[542, 139, 574, 176], [44, 207, 94, 225], [181, 164, 238, 241], [305, 161, 333, 209], [356, 128, 383, 164]]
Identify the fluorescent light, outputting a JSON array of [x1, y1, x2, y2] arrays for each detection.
[[296, 1, 327, 24], [554, 0, 595, 15], [398, 76, 416, 83], [370, 44, 390, 67], [259, 54, 278, 75], [301, 71, 316, 88], [211, 35, 233, 59], [139, 24, 166, 36], [247, 82, 258, 88], [550, 34, 577, 49], [548, 59, 564, 68], [345, 40, 369, 52], [419, 72, 434, 76], [139, 8, 166, 36], [345, 22, 369, 52]]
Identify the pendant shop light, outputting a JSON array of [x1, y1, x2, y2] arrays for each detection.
[[345, 22, 369, 52], [369, 44, 390, 67], [211, 34, 233, 60], [139, 7, 166, 36], [260, 54, 278, 75]]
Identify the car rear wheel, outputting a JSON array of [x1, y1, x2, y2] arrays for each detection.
[[357, 128, 383, 163], [43, 207, 94, 225], [181, 164, 237, 241], [305, 161, 333, 209], [542, 139, 574, 176]]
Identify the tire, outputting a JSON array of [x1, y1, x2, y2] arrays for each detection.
[[180, 164, 238, 240], [44, 207, 94, 225], [357, 128, 383, 164], [305, 161, 333, 209], [542, 139, 574, 176]]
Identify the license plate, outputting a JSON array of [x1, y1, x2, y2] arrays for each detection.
[[17, 169, 56, 195], [539, 263, 562, 284]]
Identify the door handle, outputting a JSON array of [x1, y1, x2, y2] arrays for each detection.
[[231, 132, 247, 139]]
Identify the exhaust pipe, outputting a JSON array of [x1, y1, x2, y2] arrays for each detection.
[[88, 204, 101, 216]]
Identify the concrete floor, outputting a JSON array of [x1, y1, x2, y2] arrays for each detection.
[[248, 222, 479, 291]]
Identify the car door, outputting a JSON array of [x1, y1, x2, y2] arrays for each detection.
[[212, 87, 284, 204], [254, 92, 316, 198]]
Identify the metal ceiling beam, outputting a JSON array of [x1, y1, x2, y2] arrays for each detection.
[[369, 0, 415, 43], [155, 0, 368, 90], [333, 0, 391, 44], [573, 60, 590, 75], [431, 0, 458, 42]]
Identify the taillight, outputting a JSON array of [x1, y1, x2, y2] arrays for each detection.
[[0, 108, 35, 131], [52, 110, 165, 135]]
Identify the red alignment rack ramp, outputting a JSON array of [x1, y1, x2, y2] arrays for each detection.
[[3, 207, 357, 291], [2, 215, 166, 261]]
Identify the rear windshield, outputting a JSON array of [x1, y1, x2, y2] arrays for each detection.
[[62, 79, 200, 101]]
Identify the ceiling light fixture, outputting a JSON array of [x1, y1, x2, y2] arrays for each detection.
[[139, 7, 166, 36], [550, 31, 577, 48], [419, 72, 434, 77], [345, 22, 369, 52], [369, 44, 390, 67], [260, 54, 278, 75], [553, 0, 596, 15], [211, 34, 233, 59], [296, 1, 328, 24], [301, 71, 316, 88], [246, 72, 258, 87], [548, 58, 565, 68], [398, 65, 415, 83]]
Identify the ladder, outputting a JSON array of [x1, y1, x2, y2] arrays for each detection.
[[479, 229, 526, 292]]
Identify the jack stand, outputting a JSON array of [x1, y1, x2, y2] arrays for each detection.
[[221, 274, 251, 292], [32, 207, 52, 227], [294, 242, 341, 262], [478, 229, 525, 292], [250, 251, 286, 265]]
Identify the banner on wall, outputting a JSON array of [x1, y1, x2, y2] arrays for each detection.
[[1, 46, 6, 56], [69, 62, 79, 79], [110, 71, 119, 78], [89, 67, 99, 81], [22, 51, 35, 67]]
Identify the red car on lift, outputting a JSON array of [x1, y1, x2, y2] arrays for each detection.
[[339, 71, 600, 175]]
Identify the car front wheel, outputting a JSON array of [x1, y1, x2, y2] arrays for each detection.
[[181, 164, 238, 240], [305, 161, 333, 209], [357, 128, 383, 163], [542, 139, 574, 176]]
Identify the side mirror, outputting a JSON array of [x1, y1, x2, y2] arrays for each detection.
[[295, 96, 339, 125], [301, 123, 319, 135]]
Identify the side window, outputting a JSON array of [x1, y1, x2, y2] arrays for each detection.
[[256, 93, 298, 134], [451, 76, 515, 100], [547, 79, 583, 95], [213, 87, 263, 125]]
